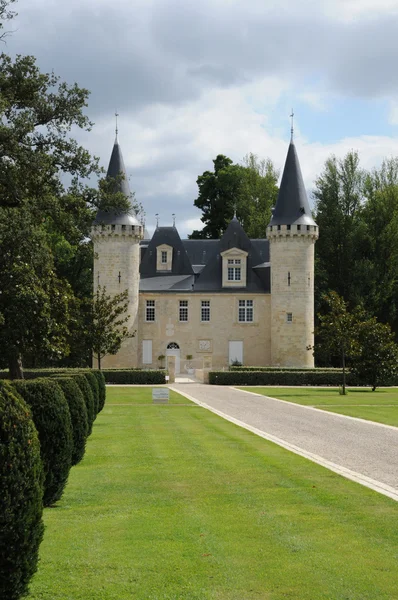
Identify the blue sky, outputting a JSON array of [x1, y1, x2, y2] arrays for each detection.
[[6, 0, 398, 236]]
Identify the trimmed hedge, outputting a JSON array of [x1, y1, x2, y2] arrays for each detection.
[[209, 370, 361, 386], [83, 371, 99, 417], [0, 382, 44, 600], [101, 369, 166, 384], [12, 378, 73, 507], [71, 374, 96, 435], [229, 366, 344, 372], [53, 377, 88, 466], [92, 370, 106, 412]]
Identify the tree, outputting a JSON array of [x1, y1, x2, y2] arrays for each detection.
[[190, 153, 278, 239], [0, 0, 16, 41], [0, 40, 132, 377], [314, 292, 362, 394], [89, 286, 133, 370], [313, 152, 365, 310], [351, 318, 398, 391]]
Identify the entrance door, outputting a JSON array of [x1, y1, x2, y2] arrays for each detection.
[[229, 341, 243, 365], [166, 342, 180, 374]]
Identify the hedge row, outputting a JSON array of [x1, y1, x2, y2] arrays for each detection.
[[229, 366, 344, 372], [209, 370, 363, 386], [101, 369, 166, 384], [0, 368, 166, 385], [0, 370, 107, 599]]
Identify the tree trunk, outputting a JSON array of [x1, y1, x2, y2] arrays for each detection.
[[97, 353, 101, 370], [8, 354, 24, 380], [342, 348, 346, 395]]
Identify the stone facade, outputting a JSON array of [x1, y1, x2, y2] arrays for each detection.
[[91, 137, 318, 371]]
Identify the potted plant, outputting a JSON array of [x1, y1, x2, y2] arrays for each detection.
[[158, 354, 166, 369]]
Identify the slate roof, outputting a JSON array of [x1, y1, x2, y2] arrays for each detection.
[[94, 137, 141, 227], [269, 141, 316, 227], [139, 219, 270, 293]]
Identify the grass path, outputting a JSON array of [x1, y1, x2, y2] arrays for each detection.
[[28, 387, 398, 600], [241, 387, 398, 427]]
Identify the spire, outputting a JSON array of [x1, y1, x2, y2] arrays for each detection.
[[93, 133, 141, 227], [269, 140, 316, 227], [290, 108, 294, 142], [106, 137, 131, 197], [115, 111, 119, 142]]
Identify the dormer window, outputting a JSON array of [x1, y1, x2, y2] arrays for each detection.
[[227, 259, 241, 281], [221, 249, 248, 288], [156, 244, 173, 271]]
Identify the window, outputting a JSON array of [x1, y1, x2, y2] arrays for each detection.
[[286, 312, 293, 323], [142, 340, 152, 364], [201, 300, 210, 322], [179, 300, 188, 322], [297, 225, 301, 231], [238, 299, 253, 322], [288, 272, 291, 287], [161, 250, 167, 264], [228, 259, 241, 281], [146, 300, 155, 322]]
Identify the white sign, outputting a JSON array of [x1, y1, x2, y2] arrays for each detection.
[[152, 388, 169, 403]]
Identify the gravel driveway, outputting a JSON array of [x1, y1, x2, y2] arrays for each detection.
[[171, 384, 398, 500]]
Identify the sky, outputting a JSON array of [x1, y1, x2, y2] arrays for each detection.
[[5, 0, 398, 237]]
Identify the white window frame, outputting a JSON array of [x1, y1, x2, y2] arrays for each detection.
[[286, 312, 293, 323], [161, 250, 168, 264], [201, 300, 210, 322], [179, 300, 188, 322], [145, 299, 155, 322], [238, 299, 253, 323]]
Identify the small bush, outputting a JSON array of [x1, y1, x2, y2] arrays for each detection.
[[12, 378, 73, 507], [83, 371, 100, 416], [0, 382, 44, 600], [92, 370, 106, 412], [209, 370, 360, 386], [53, 377, 88, 465], [229, 366, 344, 372], [72, 374, 96, 435], [101, 370, 166, 384]]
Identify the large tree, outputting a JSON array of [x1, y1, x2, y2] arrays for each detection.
[[190, 153, 278, 239], [0, 14, 131, 377]]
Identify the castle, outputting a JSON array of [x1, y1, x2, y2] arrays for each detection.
[[91, 135, 318, 373]]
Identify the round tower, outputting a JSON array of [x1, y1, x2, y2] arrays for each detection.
[[91, 135, 143, 368], [267, 140, 319, 368]]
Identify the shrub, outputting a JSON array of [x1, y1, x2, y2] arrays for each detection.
[[72, 374, 96, 435], [0, 382, 44, 600], [83, 371, 100, 416], [53, 377, 88, 465], [101, 369, 166, 384], [92, 370, 106, 412], [12, 379, 73, 507], [229, 366, 344, 372], [209, 370, 361, 386]]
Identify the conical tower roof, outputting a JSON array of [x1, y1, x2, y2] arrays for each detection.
[[94, 137, 141, 227], [269, 142, 316, 227]]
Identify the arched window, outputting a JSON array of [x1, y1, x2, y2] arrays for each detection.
[[167, 342, 180, 350]]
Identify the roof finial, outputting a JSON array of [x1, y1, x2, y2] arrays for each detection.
[[155, 213, 159, 228], [290, 108, 294, 142], [115, 110, 119, 141], [172, 213, 176, 227]]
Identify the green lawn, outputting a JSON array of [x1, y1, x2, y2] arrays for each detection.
[[241, 387, 398, 427], [28, 386, 398, 600]]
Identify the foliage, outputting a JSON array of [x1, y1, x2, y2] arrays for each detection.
[[101, 369, 166, 384], [314, 291, 363, 393], [89, 286, 132, 370], [71, 374, 96, 435], [52, 377, 88, 465], [92, 370, 106, 412], [209, 370, 361, 386], [351, 318, 398, 391], [83, 371, 100, 416], [0, 380, 44, 600], [11, 378, 73, 507], [190, 153, 278, 239]]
